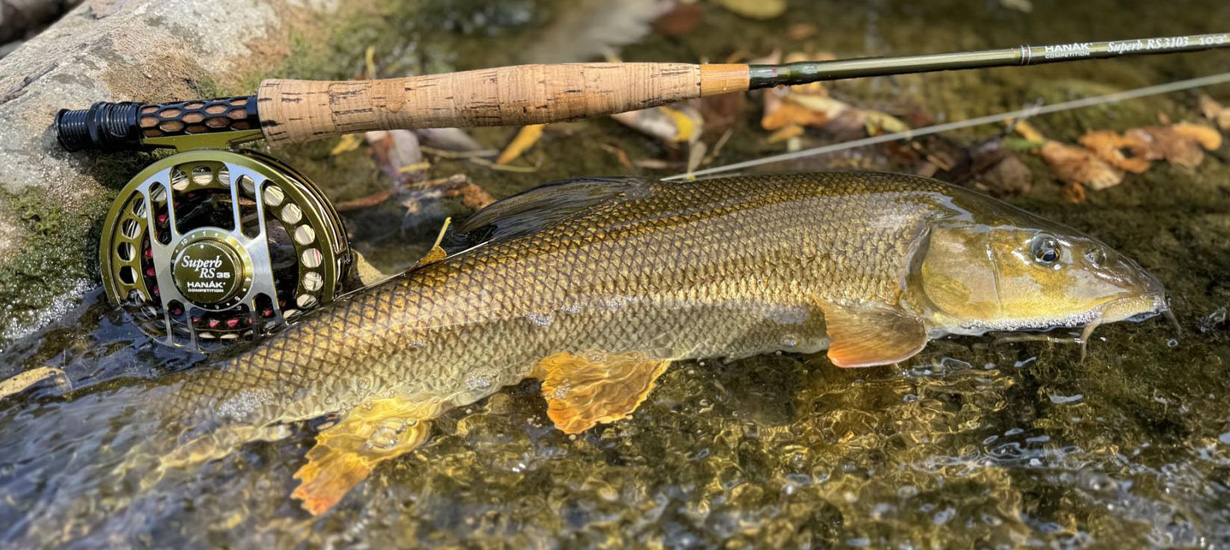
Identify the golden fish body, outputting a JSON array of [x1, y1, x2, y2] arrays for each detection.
[[161, 172, 1165, 512]]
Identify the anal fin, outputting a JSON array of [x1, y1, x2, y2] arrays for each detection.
[[292, 397, 443, 515], [813, 297, 929, 368], [535, 351, 670, 434]]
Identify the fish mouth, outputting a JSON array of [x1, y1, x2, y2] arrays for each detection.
[[1076, 291, 1177, 360]]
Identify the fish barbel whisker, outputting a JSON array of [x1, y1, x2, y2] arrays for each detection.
[[1162, 304, 1183, 339], [1079, 317, 1104, 362]]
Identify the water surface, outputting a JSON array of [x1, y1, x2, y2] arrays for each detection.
[[2, 0, 1230, 548]]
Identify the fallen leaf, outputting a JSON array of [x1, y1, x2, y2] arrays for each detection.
[[787, 94, 850, 118], [761, 101, 829, 131], [496, 124, 546, 165], [767, 125, 804, 143], [973, 145, 1032, 197], [415, 128, 486, 152], [1038, 141, 1124, 190], [1171, 122, 1223, 151], [1061, 182, 1087, 204], [653, 2, 703, 36], [698, 92, 747, 140], [1124, 125, 1208, 168], [787, 23, 818, 40], [1009, 119, 1046, 144], [718, 0, 786, 19], [367, 130, 425, 184], [1198, 94, 1230, 131], [331, 134, 364, 155], [1078, 130, 1151, 174], [613, 104, 704, 144], [863, 109, 909, 135]]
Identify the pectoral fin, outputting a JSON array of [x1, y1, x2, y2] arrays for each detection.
[[535, 352, 670, 434], [813, 298, 929, 368], [292, 397, 443, 515]]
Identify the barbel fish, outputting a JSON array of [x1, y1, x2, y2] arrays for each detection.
[[11, 172, 1173, 518]]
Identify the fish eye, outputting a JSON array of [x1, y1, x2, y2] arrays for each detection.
[[1031, 235, 1061, 265]]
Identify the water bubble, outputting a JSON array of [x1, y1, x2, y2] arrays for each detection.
[[1167, 338, 1179, 348], [1201, 307, 1226, 333], [940, 357, 972, 371]]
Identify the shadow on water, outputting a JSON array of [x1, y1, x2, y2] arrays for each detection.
[[3, 0, 1230, 548]]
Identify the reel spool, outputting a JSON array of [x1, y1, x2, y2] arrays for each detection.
[[99, 149, 351, 352]]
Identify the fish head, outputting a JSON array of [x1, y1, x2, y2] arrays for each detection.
[[911, 198, 1168, 334]]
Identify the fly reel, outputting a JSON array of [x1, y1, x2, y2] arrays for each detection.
[[54, 96, 356, 352], [98, 149, 350, 351]]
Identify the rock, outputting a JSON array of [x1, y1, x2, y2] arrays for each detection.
[[0, 0, 358, 347]]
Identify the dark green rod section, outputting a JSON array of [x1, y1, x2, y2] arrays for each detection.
[[749, 32, 1230, 88]]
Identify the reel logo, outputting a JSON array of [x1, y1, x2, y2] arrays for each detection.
[[173, 240, 242, 302], [181, 255, 230, 292]]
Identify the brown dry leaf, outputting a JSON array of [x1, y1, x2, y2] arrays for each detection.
[[718, 0, 786, 20], [1124, 125, 1210, 169], [1198, 94, 1230, 131], [787, 23, 818, 40], [1077, 130, 1151, 174], [971, 144, 1032, 197], [698, 92, 747, 140], [653, 2, 703, 36], [1038, 141, 1124, 190], [1061, 182, 1087, 204], [761, 101, 829, 131], [496, 124, 546, 165]]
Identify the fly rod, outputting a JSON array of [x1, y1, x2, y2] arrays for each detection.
[[58, 30, 1230, 353], [55, 32, 1229, 152]]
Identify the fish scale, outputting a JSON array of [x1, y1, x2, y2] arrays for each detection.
[[172, 172, 946, 428]]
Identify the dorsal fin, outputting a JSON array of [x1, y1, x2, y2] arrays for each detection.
[[453, 177, 650, 247]]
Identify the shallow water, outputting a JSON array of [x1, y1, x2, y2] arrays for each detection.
[[3, 0, 1230, 548]]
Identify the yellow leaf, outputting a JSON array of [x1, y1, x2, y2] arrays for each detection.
[[863, 110, 909, 135], [718, 0, 786, 20], [1009, 119, 1046, 144], [330, 134, 364, 156], [496, 124, 546, 165], [767, 125, 804, 144], [364, 46, 377, 79], [661, 106, 699, 143]]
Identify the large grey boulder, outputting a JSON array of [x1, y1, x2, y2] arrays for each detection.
[[0, 0, 349, 346]]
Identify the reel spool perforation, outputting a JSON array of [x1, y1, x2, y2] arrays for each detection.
[[100, 149, 349, 352]]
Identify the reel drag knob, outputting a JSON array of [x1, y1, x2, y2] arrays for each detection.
[[99, 149, 350, 352]]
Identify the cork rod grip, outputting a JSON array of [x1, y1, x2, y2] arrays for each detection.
[[257, 63, 750, 146]]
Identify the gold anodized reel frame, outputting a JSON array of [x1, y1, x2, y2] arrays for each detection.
[[99, 149, 350, 350]]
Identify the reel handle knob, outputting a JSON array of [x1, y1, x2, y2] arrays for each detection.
[[55, 101, 145, 152]]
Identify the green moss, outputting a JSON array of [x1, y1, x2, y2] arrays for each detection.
[[0, 187, 113, 347]]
